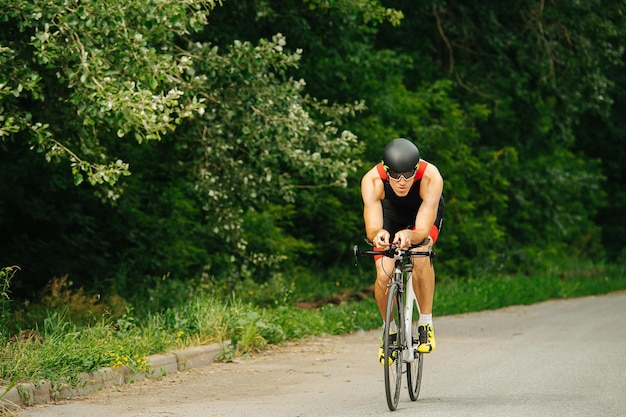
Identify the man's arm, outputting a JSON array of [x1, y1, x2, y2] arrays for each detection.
[[413, 164, 443, 241], [361, 168, 387, 245]]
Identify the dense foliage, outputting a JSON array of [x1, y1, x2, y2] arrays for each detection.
[[1, 0, 624, 325]]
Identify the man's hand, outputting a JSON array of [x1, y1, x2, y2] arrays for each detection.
[[374, 229, 390, 248], [393, 230, 414, 249]]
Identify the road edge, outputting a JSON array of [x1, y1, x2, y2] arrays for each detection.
[[0, 343, 223, 412]]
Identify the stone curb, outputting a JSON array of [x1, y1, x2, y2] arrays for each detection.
[[0, 343, 223, 412]]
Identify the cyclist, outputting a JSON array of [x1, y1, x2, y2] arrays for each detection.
[[360, 138, 445, 363]]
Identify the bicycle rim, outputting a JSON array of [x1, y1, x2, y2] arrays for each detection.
[[407, 320, 423, 401], [383, 283, 403, 411]]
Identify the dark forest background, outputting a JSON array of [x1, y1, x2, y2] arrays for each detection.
[[1, 0, 624, 313]]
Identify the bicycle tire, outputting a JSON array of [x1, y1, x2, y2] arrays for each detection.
[[383, 281, 404, 411], [407, 302, 424, 401]]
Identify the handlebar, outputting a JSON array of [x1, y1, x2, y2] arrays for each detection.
[[353, 238, 436, 267]]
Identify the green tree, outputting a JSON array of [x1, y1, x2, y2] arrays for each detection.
[[376, 0, 624, 266], [177, 33, 364, 281], [577, 71, 626, 261], [1, 0, 220, 189], [1, 0, 364, 300], [2, 0, 624, 309]]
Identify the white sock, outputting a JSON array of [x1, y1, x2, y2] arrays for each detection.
[[418, 314, 433, 327], [383, 321, 398, 333]]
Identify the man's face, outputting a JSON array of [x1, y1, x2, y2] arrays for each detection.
[[385, 166, 417, 197], [388, 174, 415, 197]]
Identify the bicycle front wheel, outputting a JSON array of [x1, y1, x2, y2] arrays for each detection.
[[383, 281, 404, 411]]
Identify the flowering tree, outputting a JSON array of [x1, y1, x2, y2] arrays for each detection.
[[1, 0, 364, 290]]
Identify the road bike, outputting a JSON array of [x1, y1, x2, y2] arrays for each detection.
[[353, 239, 435, 411]]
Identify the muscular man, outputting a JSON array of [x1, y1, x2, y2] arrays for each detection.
[[361, 138, 445, 363]]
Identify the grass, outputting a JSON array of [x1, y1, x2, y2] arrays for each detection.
[[1, 261, 625, 396], [435, 262, 626, 315]]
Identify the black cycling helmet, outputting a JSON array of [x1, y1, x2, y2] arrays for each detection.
[[381, 138, 420, 172]]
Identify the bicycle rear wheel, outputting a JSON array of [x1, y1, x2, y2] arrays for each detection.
[[407, 321, 423, 401], [383, 282, 404, 411]]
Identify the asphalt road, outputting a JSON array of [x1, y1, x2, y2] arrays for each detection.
[[15, 292, 626, 417]]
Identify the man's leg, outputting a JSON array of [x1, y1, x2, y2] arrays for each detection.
[[412, 239, 436, 353], [375, 256, 397, 364], [412, 255, 435, 316], [375, 256, 395, 319]]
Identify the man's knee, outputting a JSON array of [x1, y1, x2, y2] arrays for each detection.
[[375, 271, 389, 287], [411, 255, 434, 275]]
